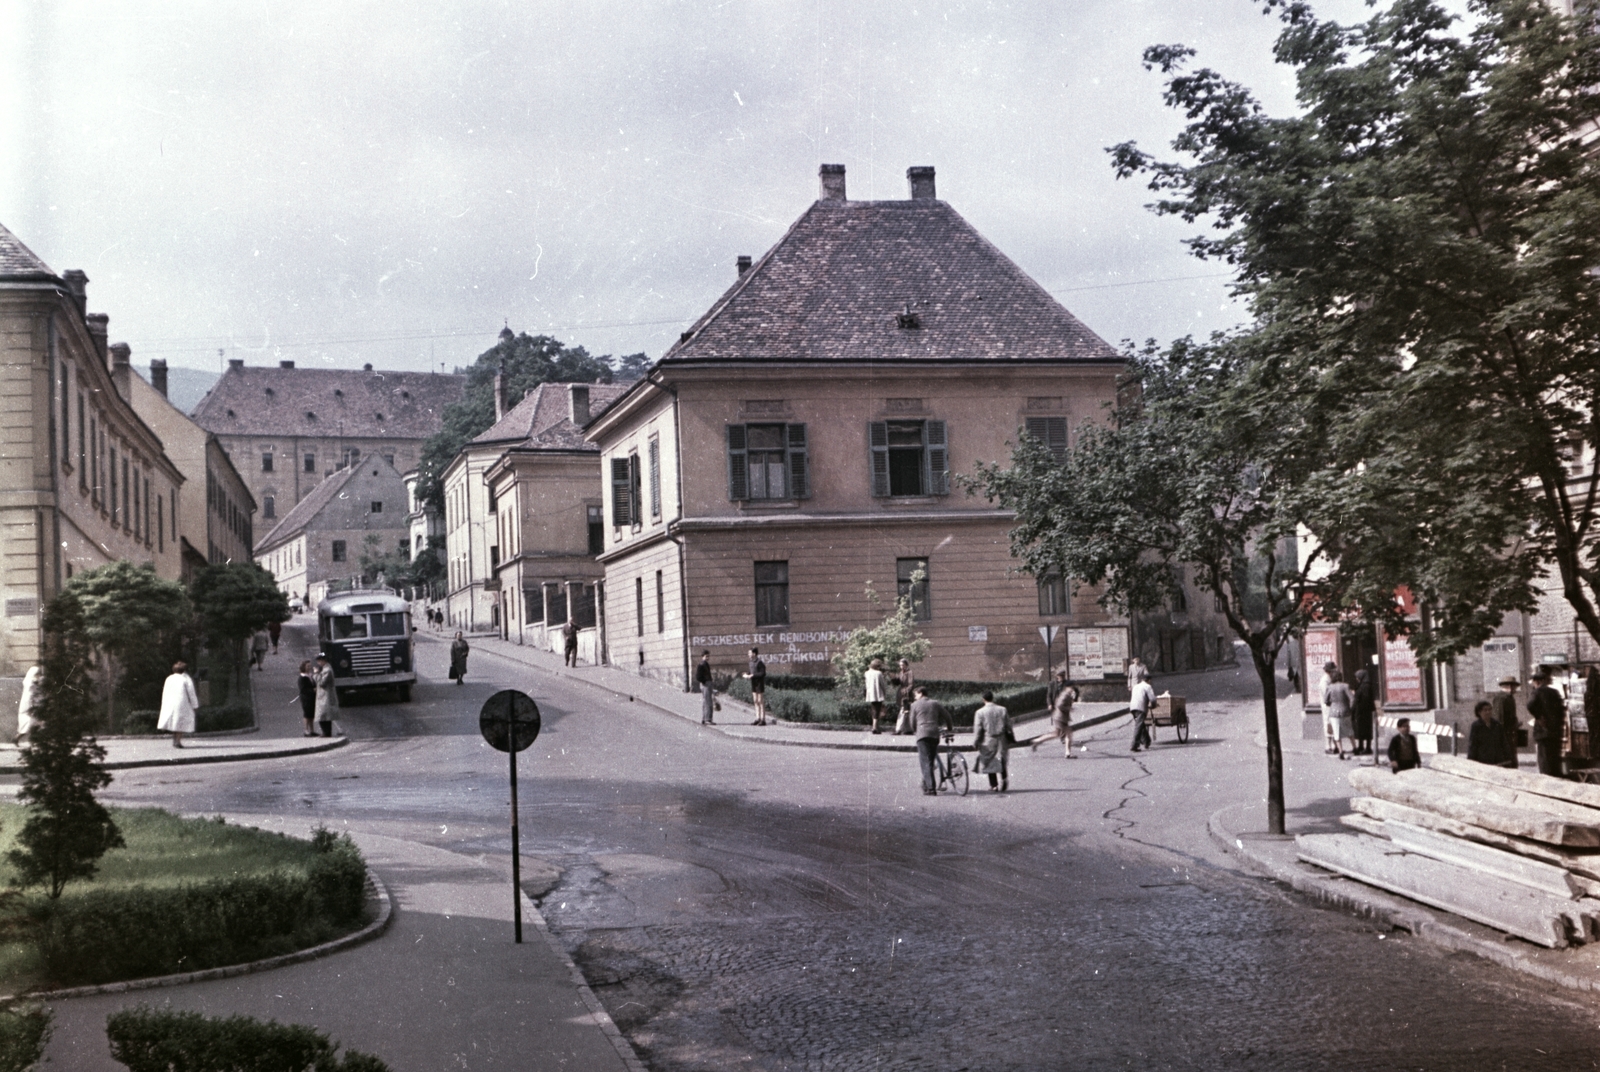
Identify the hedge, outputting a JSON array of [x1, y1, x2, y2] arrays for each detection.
[[725, 676, 1050, 727], [107, 1007, 389, 1072], [0, 1005, 50, 1072]]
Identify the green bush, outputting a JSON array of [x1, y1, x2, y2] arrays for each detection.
[[106, 1007, 389, 1072], [120, 710, 160, 735], [197, 700, 254, 733], [770, 693, 815, 722], [0, 1005, 50, 1072]]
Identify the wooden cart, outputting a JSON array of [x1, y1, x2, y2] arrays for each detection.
[[1149, 693, 1189, 743]]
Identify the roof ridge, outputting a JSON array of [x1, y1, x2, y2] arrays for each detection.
[[255, 464, 360, 550], [0, 222, 59, 280]]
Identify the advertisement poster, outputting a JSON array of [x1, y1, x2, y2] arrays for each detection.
[[1480, 637, 1520, 694], [1383, 636, 1425, 707], [1066, 627, 1128, 680], [1302, 627, 1339, 709]]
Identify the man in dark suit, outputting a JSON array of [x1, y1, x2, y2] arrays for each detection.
[[1490, 675, 1522, 768], [1528, 668, 1567, 777]]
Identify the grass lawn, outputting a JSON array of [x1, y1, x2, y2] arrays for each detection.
[[0, 805, 342, 993]]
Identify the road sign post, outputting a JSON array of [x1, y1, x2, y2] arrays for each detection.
[[1039, 625, 1060, 704], [479, 690, 541, 943]]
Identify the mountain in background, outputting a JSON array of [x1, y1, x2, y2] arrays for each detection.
[[134, 365, 220, 415]]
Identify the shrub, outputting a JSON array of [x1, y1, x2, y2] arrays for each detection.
[[121, 710, 160, 735], [197, 701, 254, 733], [770, 694, 814, 722], [0, 1005, 50, 1072], [106, 1007, 389, 1072], [307, 831, 367, 927]]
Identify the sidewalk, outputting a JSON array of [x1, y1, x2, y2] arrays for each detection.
[[453, 631, 1128, 752]]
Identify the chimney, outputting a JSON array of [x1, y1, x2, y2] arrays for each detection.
[[907, 166, 936, 200], [363, 362, 373, 371], [228, 358, 244, 369], [736, 255, 752, 277], [569, 384, 590, 426], [109, 342, 132, 401], [61, 270, 88, 316], [85, 313, 109, 366], [493, 354, 507, 421], [279, 359, 294, 368], [819, 163, 846, 201], [150, 358, 169, 398]]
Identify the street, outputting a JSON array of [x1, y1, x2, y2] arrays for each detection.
[[52, 618, 1600, 1070]]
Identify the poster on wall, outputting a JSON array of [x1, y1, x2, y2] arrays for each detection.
[[1480, 637, 1521, 694], [1066, 626, 1129, 680], [1302, 627, 1340, 709], [1383, 635, 1425, 707]]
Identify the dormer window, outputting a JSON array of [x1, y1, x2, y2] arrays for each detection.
[[896, 305, 922, 330], [375, 412, 384, 421], [400, 390, 411, 400], [225, 408, 236, 418], [334, 388, 343, 398], [264, 387, 275, 397], [305, 411, 316, 421]]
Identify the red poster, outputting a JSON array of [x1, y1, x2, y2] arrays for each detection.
[[1383, 636, 1424, 707], [1303, 627, 1339, 708]]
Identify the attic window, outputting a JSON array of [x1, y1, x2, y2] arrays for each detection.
[[334, 389, 343, 397], [375, 412, 384, 421], [225, 408, 236, 418], [264, 387, 275, 397], [400, 390, 410, 400], [896, 307, 922, 330], [305, 411, 316, 421]]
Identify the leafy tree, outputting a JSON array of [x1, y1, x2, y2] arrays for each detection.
[[1109, 0, 1600, 660], [9, 591, 124, 898], [831, 572, 932, 694], [357, 535, 444, 596], [415, 330, 619, 512], [611, 352, 652, 382], [189, 564, 290, 696], [62, 562, 191, 725]]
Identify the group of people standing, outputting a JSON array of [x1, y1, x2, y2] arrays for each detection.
[[1319, 663, 1378, 760], [295, 657, 340, 737]]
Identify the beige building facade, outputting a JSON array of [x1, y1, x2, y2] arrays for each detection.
[[254, 457, 409, 608], [588, 165, 1128, 689]]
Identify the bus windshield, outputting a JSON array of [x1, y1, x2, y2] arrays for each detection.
[[369, 612, 407, 637], [329, 616, 367, 640]]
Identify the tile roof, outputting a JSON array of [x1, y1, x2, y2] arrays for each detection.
[[190, 364, 465, 440], [661, 198, 1119, 366], [472, 381, 631, 451], [0, 222, 59, 281], [255, 462, 360, 551]]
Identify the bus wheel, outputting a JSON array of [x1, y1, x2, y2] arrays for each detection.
[[399, 683, 412, 702]]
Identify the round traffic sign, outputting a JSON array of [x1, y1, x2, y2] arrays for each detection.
[[479, 689, 541, 753]]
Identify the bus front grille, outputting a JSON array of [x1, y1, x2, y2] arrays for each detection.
[[349, 646, 396, 675]]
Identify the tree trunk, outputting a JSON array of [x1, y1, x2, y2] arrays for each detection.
[[1254, 644, 1285, 835]]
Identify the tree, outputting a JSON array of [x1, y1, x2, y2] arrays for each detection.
[[970, 334, 1404, 834], [415, 329, 619, 513], [189, 564, 290, 697], [62, 562, 191, 725], [1109, 0, 1600, 660], [611, 352, 652, 382], [9, 590, 124, 898], [358, 535, 444, 597], [831, 573, 932, 694]]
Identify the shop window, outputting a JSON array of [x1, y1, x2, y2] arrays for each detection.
[[754, 561, 789, 626], [897, 557, 931, 621], [726, 423, 808, 500], [869, 421, 948, 497]]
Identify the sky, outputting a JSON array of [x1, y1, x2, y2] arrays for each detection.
[[1, 0, 1390, 377]]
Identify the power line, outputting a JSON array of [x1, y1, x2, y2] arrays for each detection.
[[1049, 272, 1234, 294]]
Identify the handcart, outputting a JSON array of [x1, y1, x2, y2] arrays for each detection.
[[1149, 692, 1189, 743]]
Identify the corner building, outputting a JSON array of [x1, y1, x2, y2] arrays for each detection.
[[587, 165, 1127, 688]]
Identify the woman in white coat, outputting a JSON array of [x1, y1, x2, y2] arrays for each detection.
[[15, 665, 41, 744], [157, 661, 199, 748]]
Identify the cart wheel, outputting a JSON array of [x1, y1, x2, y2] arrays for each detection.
[[1176, 720, 1189, 743]]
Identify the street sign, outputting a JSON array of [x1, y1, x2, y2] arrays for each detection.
[[1038, 625, 1060, 644], [479, 690, 541, 753], [479, 689, 541, 944]]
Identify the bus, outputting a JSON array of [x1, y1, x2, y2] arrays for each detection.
[[317, 589, 416, 702]]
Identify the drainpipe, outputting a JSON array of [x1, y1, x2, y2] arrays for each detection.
[[660, 374, 692, 691]]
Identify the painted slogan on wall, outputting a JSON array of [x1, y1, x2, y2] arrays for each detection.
[[688, 631, 850, 666]]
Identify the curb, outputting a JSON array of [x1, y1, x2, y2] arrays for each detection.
[[2, 864, 393, 1006], [521, 888, 648, 1072], [1205, 805, 1600, 993], [0, 736, 350, 776]]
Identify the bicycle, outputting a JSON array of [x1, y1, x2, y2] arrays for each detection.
[[935, 731, 969, 796]]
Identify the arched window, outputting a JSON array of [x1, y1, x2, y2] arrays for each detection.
[[263, 495, 276, 519]]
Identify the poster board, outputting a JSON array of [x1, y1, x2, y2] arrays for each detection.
[[1302, 627, 1339, 710], [1383, 635, 1424, 707], [1067, 626, 1129, 680], [1480, 637, 1521, 694]]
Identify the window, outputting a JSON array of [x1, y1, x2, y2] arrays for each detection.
[[132, 472, 140, 538], [304, 453, 316, 473], [78, 395, 86, 489], [754, 561, 790, 626], [869, 420, 948, 497], [489, 545, 500, 568], [1024, 416, 1068, 462], [611, 454, 641, 526], [1038, 573, 1069, 616], [157, 496, 164, 553], [261, 452, 274, 472], [897, 557, 931, 621], [91, 419, 99, 504], [144, 476, 151, 544], [332, 540, 347, 563], [587, 505, 604, 555], [60, 362, 70, 468], [655, 570, 665, 633], [343, 447, 361, 468], [384, 453, 395, 467], [263, 496, 276, 520], [110, 448, 119, 523], [371, 501, 383, 513], [573, 584, 598, 629], [727, 423, 808, 500], [524, 588, 545, 624], [171, 489, 177, 540], [546, 582, 568, 624], [635, 577, 644, 636], [648, 435, 661, 518]]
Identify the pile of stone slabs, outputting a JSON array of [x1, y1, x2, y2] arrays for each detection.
[[1295, 757, 1600, 948]]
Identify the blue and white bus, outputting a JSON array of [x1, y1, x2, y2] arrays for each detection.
[[317, 589, 416, 702]]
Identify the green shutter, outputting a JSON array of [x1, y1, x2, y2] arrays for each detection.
[[787, 423, 809, 499], [727, 424, 748, 500], [925, 420, 949, 495], [869, 422, 890, 497], [1026, 416, 1068, 461]]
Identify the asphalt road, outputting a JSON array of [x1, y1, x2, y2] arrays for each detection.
[[88, 620, 1600, 1071]]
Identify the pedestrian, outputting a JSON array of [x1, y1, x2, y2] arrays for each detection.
[[1129, 666, 1156, 752], [1322, 668, 1355, 760], [972, 690, 1012, 792], [15, 664, 41, 745], [1033, 670, 1078, 757], [1468, 699, 1515, 767], [1587, 667, 1600, 733], [1316, 661, 1339, 754], [1491, 675, 1522, 768], [744, 647, 768, 725], [910, 686, 953, 795], [696, 650, 715, 725], [1126, 656, 1145, 694], [313, 655, 338, 737], [563, 618, 578, 667], [296, 660, 318, 736], [268, 618, 282, 653], [1528, 668, 1567, 777], [864, 658, 888, 734], [250, 629, 269, 671], [1387, 717, 1421, 773], [157, 660, 199, 749], [891, 658, 916, 735], [449, 632, 470, 686], [1351, 667, 1376, 755]]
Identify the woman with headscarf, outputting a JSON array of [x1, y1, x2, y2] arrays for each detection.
[[1322, 667, 1355, 760], [15, 665, 41, 744], [450, 632, 470, 686], [1351, 667, 1377, 756], [157, 661, 199, 748]]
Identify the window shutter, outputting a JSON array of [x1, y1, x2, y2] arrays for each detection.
[[869, 422, 890, 497], [648, 437, 661, 517], [727, 424, 748, 500], [925, 420, 949, 495], [1026, 416, 1068, 461], [629, 453, 642, 525], [787, 423, 809, 499], [611, 457, 632, 526]]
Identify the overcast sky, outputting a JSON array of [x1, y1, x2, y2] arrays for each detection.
[[2, 0, 1386, 376]]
